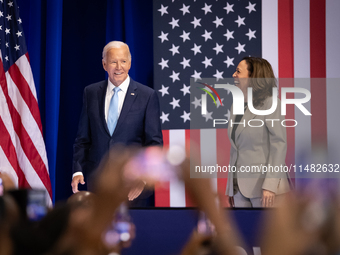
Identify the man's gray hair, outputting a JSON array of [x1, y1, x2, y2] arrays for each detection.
[[102, 41, 131, 61]]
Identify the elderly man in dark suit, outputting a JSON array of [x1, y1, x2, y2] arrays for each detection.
[[71, 41, 163, 206]]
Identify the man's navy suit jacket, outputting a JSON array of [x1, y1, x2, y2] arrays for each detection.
[[72, 79, 163, 177]]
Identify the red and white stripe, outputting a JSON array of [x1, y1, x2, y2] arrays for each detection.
[[0, 52, 52, 205], [155, 129, 230, 207]]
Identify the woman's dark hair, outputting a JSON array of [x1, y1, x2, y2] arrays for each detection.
[[242, 56, 277, 107]]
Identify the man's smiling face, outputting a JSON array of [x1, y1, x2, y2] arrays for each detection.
[[103, 45, 131, 87]]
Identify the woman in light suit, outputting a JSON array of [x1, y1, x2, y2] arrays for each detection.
[[225, 57, 290, 208]]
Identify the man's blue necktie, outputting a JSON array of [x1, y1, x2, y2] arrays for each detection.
[[107, 86, 121, 135]]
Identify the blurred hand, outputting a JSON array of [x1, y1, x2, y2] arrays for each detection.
[[71, 175, 85, 193], [262, 189, 275, 207], [261, 194, 318, 255], [128, 181, 145, 201], [0, 172, 16, 191], [181, 231, 213, 255]]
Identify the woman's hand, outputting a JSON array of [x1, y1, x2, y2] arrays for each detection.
[[226, 195, 234, 208], [262, 189, 275, 207]]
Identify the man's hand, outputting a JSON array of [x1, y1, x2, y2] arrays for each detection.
[[262, 189, 276, 207], [128, 180, 145, 201], [71, 175, 85, 193]]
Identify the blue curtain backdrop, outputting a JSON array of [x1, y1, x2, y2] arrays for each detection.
[[17, 0, 154, 202]]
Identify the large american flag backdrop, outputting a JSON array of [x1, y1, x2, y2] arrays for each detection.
[[153, 0, 340, 207], [0, 0, 52, 204]]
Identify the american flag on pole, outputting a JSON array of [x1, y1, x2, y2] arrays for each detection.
[[0, 0, 52, 204], [153, 0, 340, 207]]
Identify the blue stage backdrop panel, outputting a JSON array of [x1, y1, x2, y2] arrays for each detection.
[[56, 0, 108, 202]]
